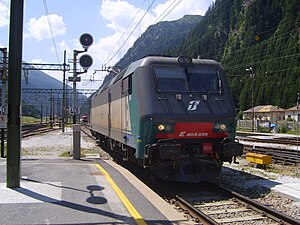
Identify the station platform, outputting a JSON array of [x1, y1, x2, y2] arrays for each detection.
[[0, 158, 193, 225]]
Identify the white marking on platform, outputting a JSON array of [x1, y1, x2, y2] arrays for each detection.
[[0, 180, 62, 203], [85, 154, 100, 158], [271, 183, 300, 201], [0, 162, 6, 166]]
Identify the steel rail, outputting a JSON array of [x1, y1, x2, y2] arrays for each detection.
[[244, 145, 300, 165], [221, 185, 300, 225], [175, 183, 300, 225]]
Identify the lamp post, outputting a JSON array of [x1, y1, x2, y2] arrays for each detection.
[[246, 67, 255, 132], [297, 92, 299, 156]]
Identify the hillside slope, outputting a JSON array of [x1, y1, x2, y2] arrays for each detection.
[[116, 15, 202, 68], [169, 0, 300, 111]]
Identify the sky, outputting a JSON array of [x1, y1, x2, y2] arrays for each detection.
[[0, 0, 214, 90]]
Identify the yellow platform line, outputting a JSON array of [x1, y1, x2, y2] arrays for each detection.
[[95, 164, 147, 225]]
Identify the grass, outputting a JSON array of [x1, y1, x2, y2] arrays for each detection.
[[266, 164, 300, 178], [22, 116, 41, 123], [59, 148, 100, 158], [59, 151, 71, 157]]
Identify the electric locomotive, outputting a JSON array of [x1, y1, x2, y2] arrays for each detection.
[[90, 56, 243, 182]]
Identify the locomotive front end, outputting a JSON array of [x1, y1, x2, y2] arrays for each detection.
[[144, 120, 243, 182], [139, 56, 243, 182]]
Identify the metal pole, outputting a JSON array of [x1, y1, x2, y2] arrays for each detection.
[[246, 67, 255, 132], [41, 102, 43, 123], [297, 92, 299, 156], [7, 0, 24, 188], [73, 50, 77, 124], [251, 71, 255, 132], [62, 50, 66, 132], [1, 48, 7, 158], [50, 89, 53, 128]]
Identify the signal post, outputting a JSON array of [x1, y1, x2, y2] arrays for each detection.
[[72, 34, 93, 159], [72, 33, 93, 124]]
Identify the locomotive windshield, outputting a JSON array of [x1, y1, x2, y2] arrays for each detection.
[[154, 66, 221, 93], [154, 67, 188, 91]]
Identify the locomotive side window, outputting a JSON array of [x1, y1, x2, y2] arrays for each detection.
[[122, 74, 132, 95], [187, 68, 221, 93], [154, 67, 188, 91]]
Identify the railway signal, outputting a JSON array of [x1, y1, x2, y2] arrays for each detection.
[[79, 33, 93, 50], [79, 54, 93, 71], [72, 34, 94, 125]]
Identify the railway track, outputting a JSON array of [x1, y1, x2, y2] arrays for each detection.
[[243, 145, 300, 165], [1, 123, 62, 139], [237, 134, 300, 146], [236, 132, 300, 165], [22, 123, 53, 138], [169, 183, 300, 225]]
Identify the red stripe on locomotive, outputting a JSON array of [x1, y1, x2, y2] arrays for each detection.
[[155, 122, 228, 139]]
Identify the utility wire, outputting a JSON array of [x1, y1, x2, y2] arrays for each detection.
[[103, 0, 148, 65], [105, 0, 184, 66], [105, 0, 156, 66], [43, 0, 60, 63], [153, 0, 181, 24], [201, 24, 300, 60]]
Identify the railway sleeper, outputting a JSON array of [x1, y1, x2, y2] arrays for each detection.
[[214, 215, 268, 224]]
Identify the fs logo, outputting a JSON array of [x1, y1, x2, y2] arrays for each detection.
[[187, 100, 200, 111]]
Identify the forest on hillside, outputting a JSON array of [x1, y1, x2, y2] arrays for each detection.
[[167, 0, 300, 112], [117, 15, 202, 68]]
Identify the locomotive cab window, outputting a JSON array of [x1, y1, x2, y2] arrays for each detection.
[[154, 67, 188, 91], [186, 68, 222, 93], [154, 66, 222, 94]]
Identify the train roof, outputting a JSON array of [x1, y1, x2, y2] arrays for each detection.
[[93, 56, 222, 98]]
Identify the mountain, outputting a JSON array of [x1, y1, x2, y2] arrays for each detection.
[[168, 0, 300, 112], [20, 68, 88, 119], [0, 59, 90, 119], [21, 69, 65, 89], [116, 15, 203, 68], [20, 68, 73, 118], [113, 0, 299, 114]]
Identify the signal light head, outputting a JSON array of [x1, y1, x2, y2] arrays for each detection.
[[79, 54, 93, 70], [80, 33, 93, 49]]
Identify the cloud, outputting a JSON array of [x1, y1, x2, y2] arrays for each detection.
[[153, 0, 213, 21], [100, 0, 140, 32], [95, 0, 213, 67], [0, 0, 9, 27], [98, 0, 154, 66], [25, 14, 66, 41]]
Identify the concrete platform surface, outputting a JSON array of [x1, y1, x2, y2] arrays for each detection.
[[0, 158, 193, 225]]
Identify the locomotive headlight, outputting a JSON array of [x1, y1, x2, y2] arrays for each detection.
[[214, 123, 228, 132], [158, 124, 165, 131], [220, 124, 226, 130], [156, 122, 175, 133]]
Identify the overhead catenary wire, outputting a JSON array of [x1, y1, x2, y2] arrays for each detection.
[[43, 0, 60, 63], [200, 23, 300, 61], [103, 0, 148, 65], [153, 0, 183, 24], [104, 0, 156, 66], [104, 0, 185, 67], [184, 0, 300, 61]]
